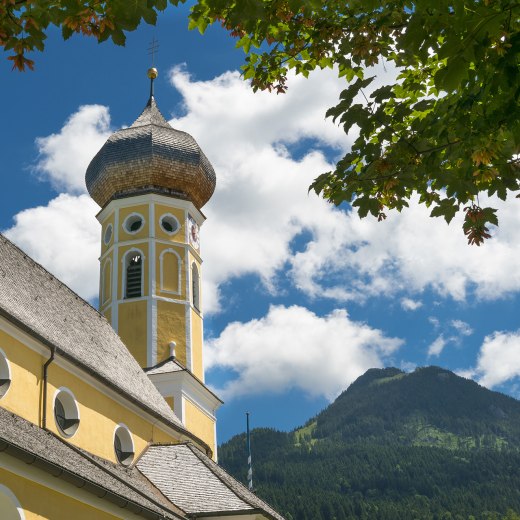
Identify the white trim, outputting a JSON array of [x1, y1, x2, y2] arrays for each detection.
[[97, 193, 206, 226], [200, 306, 205, 384], [159, 249, 182, 296], [122, 212, 146, 235], [151, 300, 158, 366], [0, 455, 130, 520], [148, 201, 156, 367], [101, 238, 203, 264], [148, 370, 222, 416], [191, 262, 201, 312], [121, 248, 145, 300], [159, 212, 181, 236], [100, 257, 113, 306], [103, 223, 113, 246], [0, 347, 12, 399], [0, 483, 26, 520], [0, 317, 206, 450], [111, 210, 119, 331], [53, 387, 80, 439]]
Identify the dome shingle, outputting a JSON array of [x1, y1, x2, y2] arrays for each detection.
[[85, 97, 216, 209]]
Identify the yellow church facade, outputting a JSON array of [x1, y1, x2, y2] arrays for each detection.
[[0, 71, 284, 520]]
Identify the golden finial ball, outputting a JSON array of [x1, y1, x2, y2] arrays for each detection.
[[147, 67, 158, 79]]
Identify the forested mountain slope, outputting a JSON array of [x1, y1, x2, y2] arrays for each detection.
[[219, 367, 520, 520]]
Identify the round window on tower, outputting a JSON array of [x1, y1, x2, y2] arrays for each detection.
[[160, 214, 180, 235], [0, 349, 11, 399], [103, 223, 113, 245], [114, 424, 134, 466], [54, 388, 80, 438], [123, 213, 144, 234]]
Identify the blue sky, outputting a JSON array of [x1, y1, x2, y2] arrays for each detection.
[[3, 7, 520, 445]]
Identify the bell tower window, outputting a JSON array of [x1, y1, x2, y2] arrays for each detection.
[[192, 262, 200, 311], [125, 252, 143, 299]]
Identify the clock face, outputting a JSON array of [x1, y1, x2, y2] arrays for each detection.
[[188, 216, 200, 250]]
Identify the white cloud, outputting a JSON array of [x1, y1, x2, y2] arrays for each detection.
[[34, 105, 111, 194], [205, 304, 403, 400], [428, 335, 447, 357], [429, 316, 440, 329], [469, 330, 520, 388], [400, 361, 417, 372], [167, 67, 520, 312], [3, 194, 100, 300], [451, 319, 473, 336], [401, 298, 423, 311], [8, 64, 520, 312]]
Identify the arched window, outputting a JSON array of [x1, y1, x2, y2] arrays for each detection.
[[0, 485, 25, 520], [192, 262, 200, 311], [124, 250, 143, 299], [101, 259, 112, 305], [160, 250, 181, 294]]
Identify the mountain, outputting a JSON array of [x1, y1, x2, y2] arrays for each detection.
[[218, 367, 520, 520]]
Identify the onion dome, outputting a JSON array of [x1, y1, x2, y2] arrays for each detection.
[[85, 80, 216, 210]]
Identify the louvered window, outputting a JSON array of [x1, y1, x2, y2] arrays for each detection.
[[192, 262, 200, 311], [125, 254, 142, 298]]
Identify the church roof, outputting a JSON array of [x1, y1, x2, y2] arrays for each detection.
[[0, 234, 209, 453], [137, 443, 285, 520], [0, 407, 186, 520], [85, 96, 216, 210], [145, 356, 185, 376]]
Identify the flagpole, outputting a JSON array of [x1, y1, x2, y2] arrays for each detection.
[[246, 412, 253, 491]]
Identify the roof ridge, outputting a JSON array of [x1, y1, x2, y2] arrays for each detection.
[[49, 427, 188, 518], [185, 444, 284, 520]]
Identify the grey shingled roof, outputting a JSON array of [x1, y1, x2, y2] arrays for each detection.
[[145, 357, 185, 376], [137, 443, 285, 520], [85, 96, 216, 209], [0, 234, 206, 446], [0, 407, 186, 519]]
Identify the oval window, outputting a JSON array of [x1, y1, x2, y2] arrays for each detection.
[[103, 224, 113, 245], [54, 389, 80, 437], [124, 214, 144, 234], [0, 350, 11, 399], [160, 214, 180, 235], [114, 424, 134, 466]]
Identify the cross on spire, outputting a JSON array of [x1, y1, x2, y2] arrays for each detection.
[[148, 36, 159, 66], [147, 37, 159, 100]]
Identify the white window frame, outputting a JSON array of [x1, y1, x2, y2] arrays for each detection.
[[0, 484, 25, 520], [0, 347, 12, 399], [159, 213, 180, 236], [53, 387, 80, 438], [122, 212, 146, 235], [122, 248, 145, 299], [159, 249, 182, 296]]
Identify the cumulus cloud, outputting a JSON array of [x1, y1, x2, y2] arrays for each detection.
[[451, 319, 473, 336], [205, 304, 403, 400], [3, 194, 100, 300], [428, 335, 447, 357], [7, 64, 520, 313], [466, 330, 520, 388], [167, 67, 520, 312], [401, 298, 423, 311], [34, 105, 111, 194]]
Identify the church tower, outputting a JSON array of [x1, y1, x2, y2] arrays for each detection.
[[85, 69, 221, 454]]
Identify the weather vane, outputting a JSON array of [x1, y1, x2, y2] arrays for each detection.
[[147, 36, 159, 98]]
